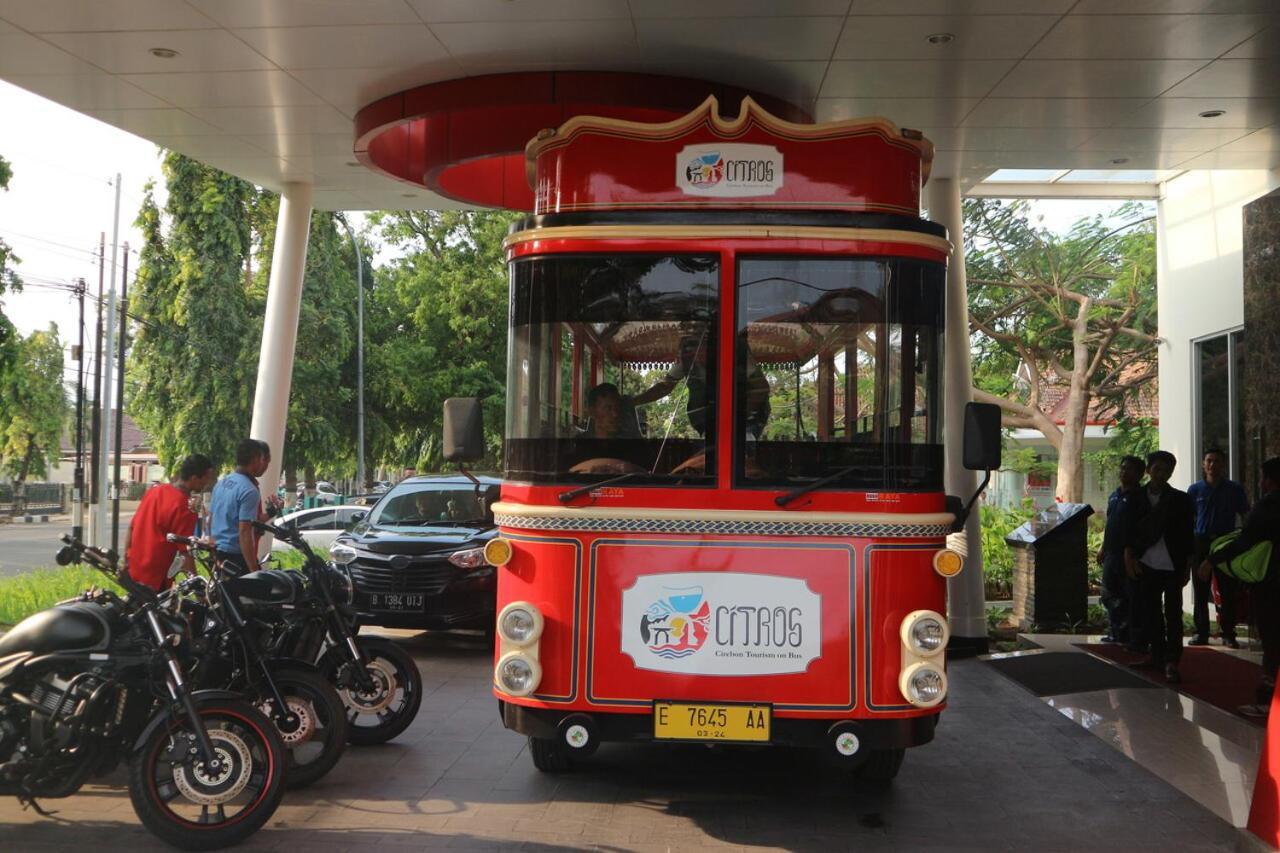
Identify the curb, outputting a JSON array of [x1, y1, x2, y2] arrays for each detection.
[[15, 515, 51, 524]]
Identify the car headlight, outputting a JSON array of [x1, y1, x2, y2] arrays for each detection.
[[497, 601, 543, 646], [900, 610, 949, 657], [495, 652, 541, 696], [329, 542, 358, 566], [448, 547, 488, 569], [899, 662, 947, 708]]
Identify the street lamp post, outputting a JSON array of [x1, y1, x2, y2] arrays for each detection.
[[339, 217, 366, 490]]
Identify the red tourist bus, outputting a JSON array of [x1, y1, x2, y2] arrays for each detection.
[[445, 96, 999, 780]]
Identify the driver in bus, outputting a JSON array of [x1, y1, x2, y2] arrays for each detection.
[[582, 382, 640, 439]]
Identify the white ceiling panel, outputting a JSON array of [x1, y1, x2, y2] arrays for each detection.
[[991, 60, 1208, 98], [120, 70, 324, 108], [186, 0, 422, 28], [0, 0, 217, 33], [432, 19, 640, 64], [189, 104, 352, 135], [850, 0, 1074, 13], [960, 97, 1149, 127], [640, 60, 829, 107], [410, 0, 631, 22], [1224, 26, 1280, 59], [0, 32, 98, 75], [233, 24, 449, 70], [0, 19, 17, 34], [240, 133, 355, 160], [816, 97, 980, 126], [1077, 126, 1253, 152], [822, 60, 1015, 98], [1163, 59, 1280, 98], [1069, 0, 1277, 12], [83, 107, 225, 136], [632, 0, 849, 17], [286, 63, 462, 113], [1215, 127, 1280, 152], [948, 126, 1096, 150], [1029, 14, 1272, 60], [836, 15, 1055, 59], [5, 73, 167, 109], [635, 17, 843, 62], [148, 135, 275, 159], [1176, 149, 1280, 169], [1113, 97, 1280, 129], [42, 29, 274, 74]]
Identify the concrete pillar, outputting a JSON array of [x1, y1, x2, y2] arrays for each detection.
[[250, 183, 312, 517], [928, 177, 988, 655]]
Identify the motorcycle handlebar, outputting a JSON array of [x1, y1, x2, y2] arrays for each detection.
[[165, 532, 214, 552], [58, 534, 157, 604]]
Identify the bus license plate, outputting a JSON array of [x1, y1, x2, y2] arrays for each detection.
[[653, 701, 771, 743], [369, 593, 424, 611]]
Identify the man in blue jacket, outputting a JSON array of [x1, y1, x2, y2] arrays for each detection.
[[1096, 455, 1147, 645], [1188, 448, 1250, 648]]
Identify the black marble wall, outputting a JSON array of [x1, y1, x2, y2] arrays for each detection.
[[1243, 187, 1280, 495]]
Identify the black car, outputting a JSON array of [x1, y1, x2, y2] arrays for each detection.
[[335, 474, 501, 632]]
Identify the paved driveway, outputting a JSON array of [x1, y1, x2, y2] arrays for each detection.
[[0, 633, 1251, 851]]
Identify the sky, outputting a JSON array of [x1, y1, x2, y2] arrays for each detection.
[[0, 77, 1139, 356]]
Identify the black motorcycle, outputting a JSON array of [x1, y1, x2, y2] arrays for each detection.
[[0, 536, 286, 850], [251, 520, 422, 745], [166, 533, 349, 789]]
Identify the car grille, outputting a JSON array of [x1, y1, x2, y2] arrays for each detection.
[[350, 553, 457, 596]]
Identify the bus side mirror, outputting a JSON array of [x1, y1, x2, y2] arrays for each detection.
[[443, 397, 485, 463], [963, 402, 1002, 471]]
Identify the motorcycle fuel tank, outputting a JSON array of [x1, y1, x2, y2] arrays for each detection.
[[0, 603, 111, 657]]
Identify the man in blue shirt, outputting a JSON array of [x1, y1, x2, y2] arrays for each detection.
[[209, 438, 272, 577], [1096, 455, 1147, 645], [1188, 448, 1250, 648]]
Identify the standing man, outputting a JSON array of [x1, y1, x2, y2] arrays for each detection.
[[1188, 448, 1250, 648], [1126, 450, 1195, 683], [1096, 455, 1148, 645], [123, 454, 216, 591], [210, 439, 272, 577], [1200, 457, 1280, 716]]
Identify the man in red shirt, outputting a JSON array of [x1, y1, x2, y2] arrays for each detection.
[[124, 454, 216, 590]]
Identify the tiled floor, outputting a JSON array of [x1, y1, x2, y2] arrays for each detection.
[[0, 632, 1255, 851]]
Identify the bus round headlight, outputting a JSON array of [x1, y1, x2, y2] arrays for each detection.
[[497, 602, 543, 646], [900, 610, 949, 657], [495, 652, 541, 696], [899, 662, 947, 708]]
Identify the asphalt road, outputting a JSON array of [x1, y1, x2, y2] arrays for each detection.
[[0, 514, 133, 577]]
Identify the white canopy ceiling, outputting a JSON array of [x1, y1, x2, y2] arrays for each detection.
[[1, 0, 1277, 210]]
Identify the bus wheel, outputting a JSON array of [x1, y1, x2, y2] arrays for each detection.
[[528, 736, 572, 773], [856, 748, 904, 782]]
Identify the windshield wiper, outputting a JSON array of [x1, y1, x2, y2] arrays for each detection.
[[558, 471, 652, 504], [775, 465, 864, 507]]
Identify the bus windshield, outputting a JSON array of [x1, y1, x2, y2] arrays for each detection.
[[505, 254, 719, 485], [735, 256, 944, 491]]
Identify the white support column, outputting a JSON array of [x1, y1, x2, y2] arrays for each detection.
[[928, 177, 988, 655], [250, 183, 312, 520]]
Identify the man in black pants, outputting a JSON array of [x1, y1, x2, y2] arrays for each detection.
[[1188, 448, 1250, 648], [1127, 450, 1195, 683], [1202, 457, 1280, 717], [1096, 455, 1148, 645]]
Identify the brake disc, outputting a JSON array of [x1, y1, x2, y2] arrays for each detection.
[[274, 696, 317, 746], [172, 729, 253, 805], [341, 658, 398, 715]]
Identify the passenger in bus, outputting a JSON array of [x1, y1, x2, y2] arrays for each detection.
[[632, 331, 771, 437]]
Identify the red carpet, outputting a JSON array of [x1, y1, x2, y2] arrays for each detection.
[[1076, 642, 1264, 725]]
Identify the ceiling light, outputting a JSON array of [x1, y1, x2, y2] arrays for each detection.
[[1110, 157, 1129, 165], [1198, 109, 1226, 119], [149, 47, 179, 59], [345, 161, 361, 167], [926, 33, 954, 45]]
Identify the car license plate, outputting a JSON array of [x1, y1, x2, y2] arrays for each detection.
[[368, 593, 425, 611], [653, 701, 771, 743]]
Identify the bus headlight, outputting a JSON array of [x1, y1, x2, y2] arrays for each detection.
[[932, 548, 964, 577], [497, 602, 543, 646], [899, 662, 947, 708], [900, 610, 949, 657], [495, 652, 541, 696]]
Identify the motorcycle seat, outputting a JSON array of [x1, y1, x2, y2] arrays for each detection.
[[221, 570, 304, 605]]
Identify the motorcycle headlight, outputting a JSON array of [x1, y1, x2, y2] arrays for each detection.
[[326, 563, 354, 605], [448, 547, 488, 570]]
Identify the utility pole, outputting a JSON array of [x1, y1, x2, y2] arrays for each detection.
[[338, 217, 366, 490], [72, 278, 86, 542], [96, 174, 121, 549], [88, 233, 105, 542], [111, 245, 128, 554]]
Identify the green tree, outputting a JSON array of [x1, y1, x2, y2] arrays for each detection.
[[0, 326, 67, 499], [0, 155, 22, 379], [366, 209, 517, 472], [127, 153, 257, 472], [965, 199, 1158, 503]]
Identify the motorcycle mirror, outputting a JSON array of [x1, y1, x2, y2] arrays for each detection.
[[329, 543, 358, 566], [55, 545, 76, 566]]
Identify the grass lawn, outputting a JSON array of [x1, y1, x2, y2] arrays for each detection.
[[0, 565, 123, 627]]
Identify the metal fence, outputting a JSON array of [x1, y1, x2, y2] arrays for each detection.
[[0, 483, 67, 515]]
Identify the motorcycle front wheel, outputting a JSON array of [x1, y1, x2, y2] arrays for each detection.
[[324, 636, 422, 745], [258, 666, 349, 789], [128, 697, 286, 851]]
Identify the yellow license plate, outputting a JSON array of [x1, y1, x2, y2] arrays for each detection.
[[653, 701, 771, 743]]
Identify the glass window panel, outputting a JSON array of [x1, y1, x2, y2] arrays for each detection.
[[1197, 335, 1231, 464]]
